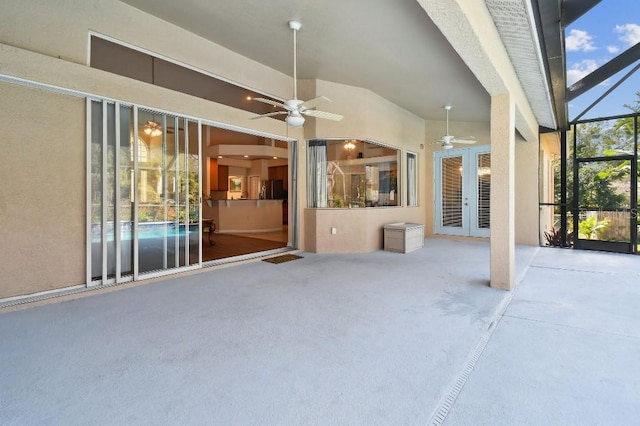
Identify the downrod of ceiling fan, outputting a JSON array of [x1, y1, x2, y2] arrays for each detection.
[[289, 21, 301, 100], [444, 105, 452, 135]]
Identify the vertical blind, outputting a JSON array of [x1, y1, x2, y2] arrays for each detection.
[[307, 140, 328, 207], [441, 156, 463, 227], [477, 153, 491, 229], [407, 152, 418, 206]]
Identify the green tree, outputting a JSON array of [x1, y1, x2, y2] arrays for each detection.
[[558, 121, 630, 210]]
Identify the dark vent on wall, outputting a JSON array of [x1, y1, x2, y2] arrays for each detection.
[[90, 36, 283, 119]]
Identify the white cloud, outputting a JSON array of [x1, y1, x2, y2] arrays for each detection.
[[615, 23, 640, 46], [607, 45, 620, 54], [567, 59, 598, 86], [566, 29, 597, 52]]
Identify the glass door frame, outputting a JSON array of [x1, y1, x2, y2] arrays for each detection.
[[571, 116, 638, 254], [434, 145, 491, 237], [573, 154, 637, 253], [87, 99, 203, 286]]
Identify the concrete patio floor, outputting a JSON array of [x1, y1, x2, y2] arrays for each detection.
[[1, 239, 639, 425]]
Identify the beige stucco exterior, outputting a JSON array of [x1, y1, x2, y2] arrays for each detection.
[[0, 0, 553, 299], [0, 84, 86, 297]]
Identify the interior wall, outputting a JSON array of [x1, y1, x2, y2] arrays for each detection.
[[0, 83, 85, 299]]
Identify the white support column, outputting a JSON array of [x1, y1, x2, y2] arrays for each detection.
[[490, 94, 516, 290]]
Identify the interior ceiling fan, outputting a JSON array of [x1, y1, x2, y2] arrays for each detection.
[[251, 21, 344, 127], [438, 105, 476, 149]]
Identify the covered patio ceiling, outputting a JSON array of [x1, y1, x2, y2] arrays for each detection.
[[120, 0, 563, 130]]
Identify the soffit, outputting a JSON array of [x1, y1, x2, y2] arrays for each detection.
[[485, 0, 557, 129]]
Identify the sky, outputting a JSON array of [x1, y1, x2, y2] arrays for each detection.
[[565, 0, 640, 121]]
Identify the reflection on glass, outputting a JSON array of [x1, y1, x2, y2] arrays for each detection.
[[90, 101, 103, 281], [136, 112, 199, 273], [309, 139, 399, 208], [119, 105, 133, 277]]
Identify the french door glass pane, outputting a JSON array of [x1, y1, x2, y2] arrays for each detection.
[[477, 153, 491, 229], [442, 156, 463, 227]]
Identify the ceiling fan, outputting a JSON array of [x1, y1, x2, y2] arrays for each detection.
[[438, 105, 476, 149], [251, 21, 344, 127]]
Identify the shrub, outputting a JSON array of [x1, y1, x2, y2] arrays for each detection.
[[544, 228, 573, 247]]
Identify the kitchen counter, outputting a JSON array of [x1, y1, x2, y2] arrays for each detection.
[[204, 199, 283, 233]]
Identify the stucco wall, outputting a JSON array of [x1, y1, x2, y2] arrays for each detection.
[[0, 0, 291, 100], [299, 80, 428, 253], [0, 84, 85, 298], [424, 119, 540, 245], [0, 0, 433, 296], [514, 135, 540, 245], [0, 0, 304, 299], [305, 207, 424, 253]]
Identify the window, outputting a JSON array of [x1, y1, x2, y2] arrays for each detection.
[[307, 139, 399, 208], [407, 152, 418, 206]]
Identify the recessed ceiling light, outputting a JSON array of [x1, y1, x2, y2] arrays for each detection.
[[218, 155, 223, 158], [273, 156, 278, 159], [246, 96, 252, 101], [243, 155, 249, 158]]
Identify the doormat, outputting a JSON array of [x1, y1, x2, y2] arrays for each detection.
[[262, 254, 303, 264]]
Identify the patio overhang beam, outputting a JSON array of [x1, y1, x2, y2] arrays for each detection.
[[531, 0, 567, 130], [561, 0, 602, 28], [567, 42, 640, 101]]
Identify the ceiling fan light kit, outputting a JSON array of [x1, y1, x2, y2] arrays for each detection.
[[285, 112, 305, 127], [250, 20, 344, 127]]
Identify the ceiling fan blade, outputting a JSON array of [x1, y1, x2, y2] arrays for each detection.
[[453, 136, 477, 144], [250, 111, 288, 120], [300, 96, 332, 110], [302, 109, 344, 121], [252, 97, 290, 110]]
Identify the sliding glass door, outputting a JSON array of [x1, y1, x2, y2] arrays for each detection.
[[89, 100, 201, 285]]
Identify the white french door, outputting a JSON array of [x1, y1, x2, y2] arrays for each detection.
[[434, 145, 491, 237]]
